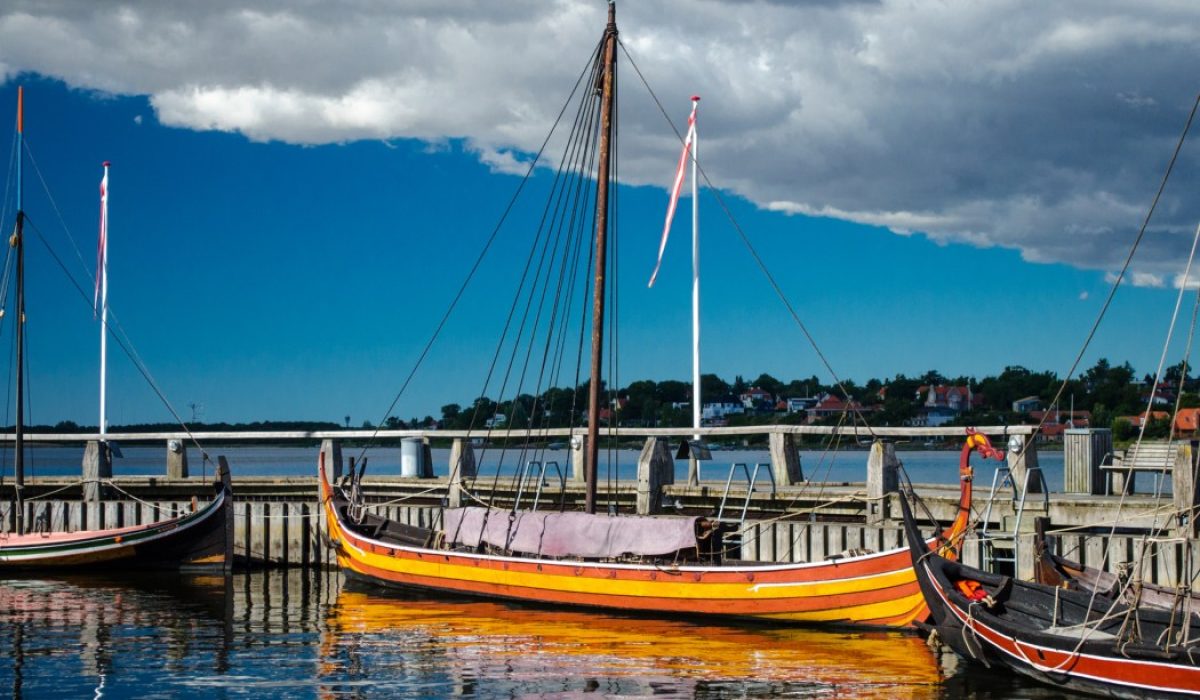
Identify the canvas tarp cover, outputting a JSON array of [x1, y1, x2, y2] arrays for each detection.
[[441, 507, 701, 559]]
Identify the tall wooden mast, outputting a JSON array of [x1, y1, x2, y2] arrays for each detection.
[[13, 86, 25, 535], [585, 2, 618, 515]]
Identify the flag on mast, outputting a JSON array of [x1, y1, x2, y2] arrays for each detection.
[[648, 97, 699, 288], [95, 162, 109, 316]]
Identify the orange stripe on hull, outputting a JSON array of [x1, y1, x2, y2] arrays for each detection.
[[336, 545, 929, 625]]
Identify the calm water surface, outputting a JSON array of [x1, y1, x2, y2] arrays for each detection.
[[0, 570, 1073, 699], [9, 445, 1066, 490]]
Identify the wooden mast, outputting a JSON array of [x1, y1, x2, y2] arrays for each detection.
[[13, 86, 25, 535], [585, 2, 617, 515]]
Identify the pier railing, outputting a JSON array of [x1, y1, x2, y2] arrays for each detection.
[[2, 425, 1197, 591]]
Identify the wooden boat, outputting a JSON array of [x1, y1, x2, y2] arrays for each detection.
[[1035, 526, 1200, 616], [0, 462, 233, 570], [321, 430, 1000, 627], [319, 3, 1007, 629], [901, 495, 1200, 698], [0, 89, 234, 571]]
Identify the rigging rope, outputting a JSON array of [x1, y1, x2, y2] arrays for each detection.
[[356, 35, 605, 475], [1029, 91, 1200, 651]]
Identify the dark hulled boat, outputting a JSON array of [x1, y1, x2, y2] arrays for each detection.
[[0, 462, 232, 571], [901, 495, 1200, 698], [1034, 527, 1200, 616]]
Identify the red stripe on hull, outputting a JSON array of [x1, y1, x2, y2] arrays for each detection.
[[929, 566, 1200, 697], [340, 549, 924, 620]]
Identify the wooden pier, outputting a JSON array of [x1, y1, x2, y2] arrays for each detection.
[[1, 425, 1197, 589]]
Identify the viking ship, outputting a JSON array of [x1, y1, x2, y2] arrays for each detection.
[[1034, 525, 1200, 615], [321, 428, 996, 626], [902, 496, 1200, 698], [319, 2, 1001, 627]]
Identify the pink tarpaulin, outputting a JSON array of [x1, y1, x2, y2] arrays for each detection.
[[441, 507, 701, 559]]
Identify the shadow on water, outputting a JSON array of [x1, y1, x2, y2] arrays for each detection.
[[0, 568, 1075, 698]]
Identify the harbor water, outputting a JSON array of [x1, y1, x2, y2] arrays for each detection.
[[4, 445, 1066, 490], [0, 568, 1065, 698]]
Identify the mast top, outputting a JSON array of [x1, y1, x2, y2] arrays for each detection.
[[692, 95, 700, 103], [607, 1, 616, 30], [103, 161, 111, 168]]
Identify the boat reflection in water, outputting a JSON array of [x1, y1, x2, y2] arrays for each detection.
[[0, 572, 235, 698], [0, 570, 1060, 698], [320, 580, 943, 698]]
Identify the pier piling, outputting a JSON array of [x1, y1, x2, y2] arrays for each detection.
[[82, 440, 111, 502]]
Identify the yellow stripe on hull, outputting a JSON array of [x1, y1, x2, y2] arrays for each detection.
[[335, 514, 917, 595], [753, 590, 928, 624], [345, 547, 917, 600]]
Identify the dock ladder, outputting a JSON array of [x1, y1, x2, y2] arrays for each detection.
[[514, 460, 565, 512], [715, 462, 777, 556], [978, 462, 1048, 574]]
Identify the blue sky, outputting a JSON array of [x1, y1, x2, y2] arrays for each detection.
[[2, 2, 1200, 426]]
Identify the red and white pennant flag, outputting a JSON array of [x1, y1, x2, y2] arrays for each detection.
[[648, 97, 698, 288]]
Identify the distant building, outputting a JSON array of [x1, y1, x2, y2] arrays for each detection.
[[1012, 396, 1041, 413], [785, 396, 818, 413], [1123, 410, 1171, 429], [912, 384, 980, 427], [806, 393, 875, 423], [739, 387, 776, 413], [702, 398, 744, 422], [1176, 408, 1200, 437]]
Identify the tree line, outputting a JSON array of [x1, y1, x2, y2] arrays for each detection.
[[433, 358, 1196, 436], [34, 357, 1191, 437]]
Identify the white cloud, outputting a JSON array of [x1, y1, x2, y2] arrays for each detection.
[[1079, 290, 1089, 300], [1106, 271, 1166, 288], [1173, 272, 1200, 290], [472, 144, 533, 177], [4, 0, 1200, 277]]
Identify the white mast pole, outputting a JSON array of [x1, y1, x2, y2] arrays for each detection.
[[690, 96, 701, 448], [99, 161, 109, 439]]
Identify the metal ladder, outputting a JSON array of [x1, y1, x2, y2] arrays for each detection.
[[978, 463, 1049, 573], [514, 460, 565, 512], [717, 462, 776, 525]]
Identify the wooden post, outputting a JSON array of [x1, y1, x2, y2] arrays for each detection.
[[866, 440, 900, 524], [447, 438, 477, 509], [569, 434, 587, 484], [166, 438, 188, 478], [687, 455, 700, 486], [217, 455, 234, 572], [448, 438, 477, 479], [769, 431, 804, 486], [635, 437, 674, 515], [1007, 433, 1043, 495], [421, 438, 435, 478], [321, 439, 343, 483], [1174, 441, 1198, 538], [82, 440, 112, 502]]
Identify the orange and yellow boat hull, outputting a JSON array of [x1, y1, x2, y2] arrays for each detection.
[[318, 429, 1000, 628]]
